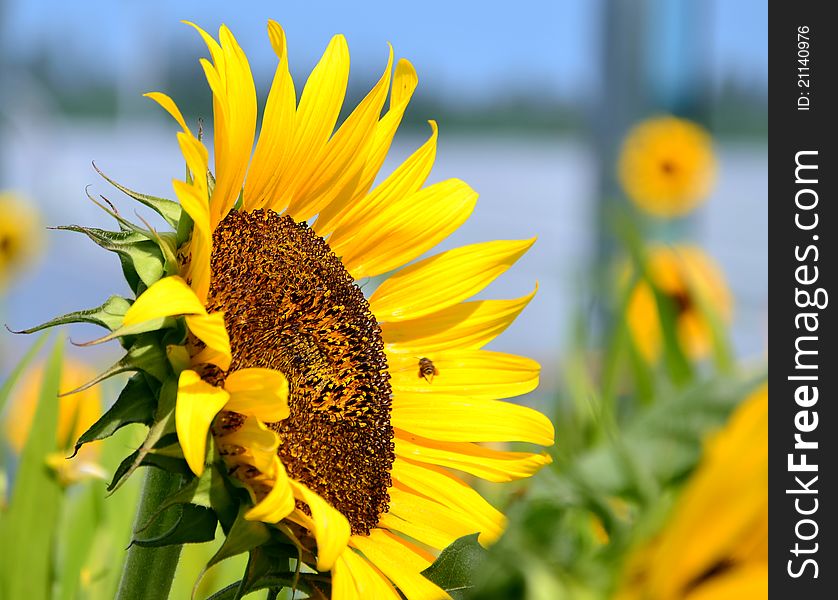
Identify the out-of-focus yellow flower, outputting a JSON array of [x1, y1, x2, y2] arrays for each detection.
[[626, 245, 732, 362], [0, 192, 43, 290], [616, 384, 767, 600], [618, 116, 716, 218], [4, 358, 105, 485]]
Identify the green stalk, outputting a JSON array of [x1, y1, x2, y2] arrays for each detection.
[[116, 468, 184, 600]]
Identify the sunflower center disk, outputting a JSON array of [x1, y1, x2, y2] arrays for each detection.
[[207, 209, 394, 535]]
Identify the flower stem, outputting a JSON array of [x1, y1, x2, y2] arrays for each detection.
[[116, 468, 185, 600]]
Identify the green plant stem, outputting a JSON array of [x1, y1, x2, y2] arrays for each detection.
[[116, 468, 184, 600]]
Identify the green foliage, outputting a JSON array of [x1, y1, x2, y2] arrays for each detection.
[[9, 296, 132, 336], [132, 504, 218, 548], [93, 163, 183, 229], [72, 373, 157, 456], [0, 335, 64, 600], [422, 534, 489, 599]]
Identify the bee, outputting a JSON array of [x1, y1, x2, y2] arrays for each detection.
[[417, 357, 439, 383]]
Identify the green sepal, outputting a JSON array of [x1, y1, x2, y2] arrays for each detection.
[[205, 545, 315, 600], [120, 334, 171, 382], [94, 162, 183, 228], [421, 534, 488, 600], [138, 465, 234, 535], [65, 335, 169, 399], [107, 434, 190, 493], [56, 225, 167, 290], [190, 505, 272, 599], [166, 344, 192, 375], [130, 504, 217, 548], [9, 296, 131, 335], [71, 373, 158, 457], [76, 317, 176, 347], [176, 210, 194, 247], [107, 380, 179, 492], [209, 506, 271, 568]]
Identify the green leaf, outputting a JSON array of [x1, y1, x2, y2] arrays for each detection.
[[72, 373, 157, 456], [131, 504, 218, 548], [421, 534, 489, 599], [0, 332, 49, 415], [8, 296, 131, 335], [190, 506, 273, 599], [207, 506, 271, 570], [73, 334, 170, 396], [616, 217, 694, 386], [571, 372, 766, 497], [75, 316, 176, 348], [688, 278, 735, 374], [57, 225, 166, 288], [0, 335, 64, 600], [94, 162, 182, 228], [139, 465, 233, 534], [107, 437, 190, 493]]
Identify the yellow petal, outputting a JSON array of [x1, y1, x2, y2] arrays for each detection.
[[380, 486, 480, 550], [313, 58, 418, 236], [333, 549, 401, 600], [370, 238, 535, 322], [391, 458, 505, 545], [381, 286, 537, 354], [144, 92, 190, 132], [331, 550, 358, 600], [342, 179, 477, 280], [184, 312, 232, 371], [223, 368, 290, 422], [289, 479, 351, 571], [176, 370, 230, 476], [216, 416, 279, 473], [123, 276, 206, 326], [392, 394, 554, 446], [350, 529, 450, 600], [387, 349, 539, 400], [245, 456, 295, 523], [188, 23, 257, 226], [243, 21, 296, 210], [327, 121, 437, 249], [267, 35, 350, 211], [286, 45, 393, 222], [394, 430, 552, 482], [171, 130, 212, 300]]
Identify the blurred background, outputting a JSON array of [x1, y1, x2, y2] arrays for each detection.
[[0, 0, 766, 392], [0, 1, 767, 598]]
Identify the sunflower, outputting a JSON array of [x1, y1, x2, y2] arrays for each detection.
[[615, 384, 767, 599], [0, 192, 43, 291], [625, 244, 732, 363], [617, 116, 716, 218], [4, 358, 105, 485], [29, 21, 554, 598]]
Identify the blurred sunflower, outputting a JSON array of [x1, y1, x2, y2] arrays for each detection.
[[4, 357, 105, 486], [31, 21, 554, 598], [0, 192, 43, 291], [618, 116, 716, 218], [625, 245, 732, 363], [615, 383, 767, 600]]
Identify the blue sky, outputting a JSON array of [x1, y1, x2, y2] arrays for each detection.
[[3, 0, 766, 101]]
